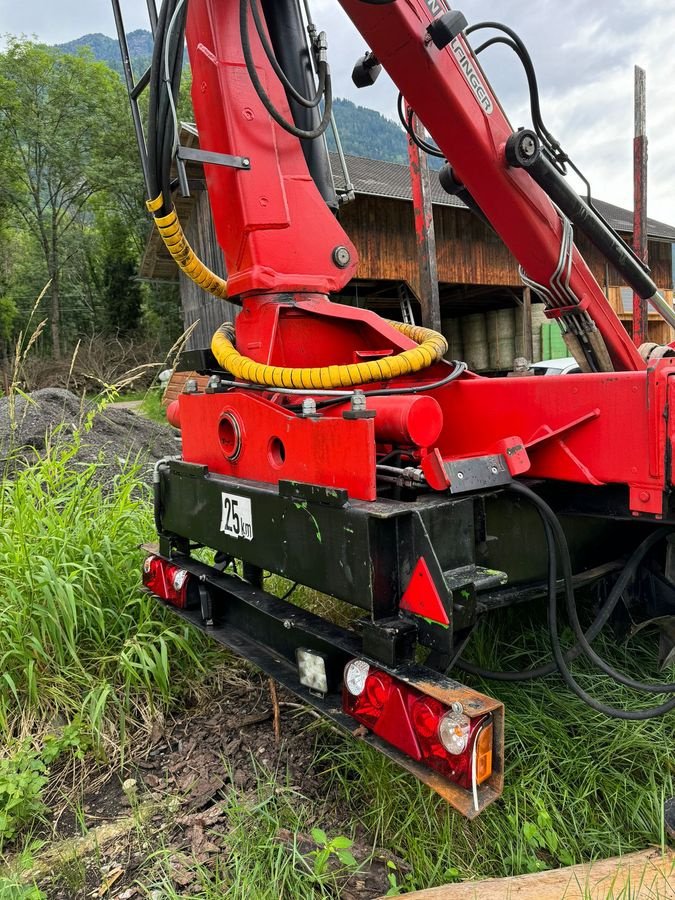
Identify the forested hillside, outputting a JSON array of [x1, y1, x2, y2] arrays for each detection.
[[57, 29, 155, 75]]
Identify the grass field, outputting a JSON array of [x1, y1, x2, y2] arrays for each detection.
[[0, 409, 673, 897]]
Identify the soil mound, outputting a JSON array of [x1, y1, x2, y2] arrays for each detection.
[[0, 388, 178, 472]]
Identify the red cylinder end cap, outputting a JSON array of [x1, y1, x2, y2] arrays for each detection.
[[166, 400, 181, 429]]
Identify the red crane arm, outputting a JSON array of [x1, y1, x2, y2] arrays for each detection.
[[186, 0, 359, 298], [337, 0, 646, 371]]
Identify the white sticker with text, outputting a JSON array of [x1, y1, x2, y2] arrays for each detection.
[[220, 493, 253, 541]]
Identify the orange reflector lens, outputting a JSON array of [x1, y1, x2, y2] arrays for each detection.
[[475, 722, 494, 785]]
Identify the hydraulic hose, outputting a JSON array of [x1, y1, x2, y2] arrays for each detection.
[[511, 483, 675, 720], [146, 195, 229, 300], [456, 526, 672, 683], [211, 320, 448, 389]]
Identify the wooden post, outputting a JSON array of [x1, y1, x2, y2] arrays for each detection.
[[632, 66, 648, 347], [522, 286, 534, 362], [405, 102, 441, 332]]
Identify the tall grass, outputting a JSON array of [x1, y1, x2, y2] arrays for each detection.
[[0, 433, 210, 757]]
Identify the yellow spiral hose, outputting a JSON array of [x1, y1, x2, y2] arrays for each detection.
[[211, 320, 448, 390], [147, 195, 229, 300]]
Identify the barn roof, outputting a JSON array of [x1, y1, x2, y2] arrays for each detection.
[[329, 152, 675, 243]]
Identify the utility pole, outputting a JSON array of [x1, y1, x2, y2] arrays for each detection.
[[632, 66, 648, 347], [405, 102, 441, 332]]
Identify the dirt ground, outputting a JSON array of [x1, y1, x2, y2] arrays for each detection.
[[35, 671, 399, 899]]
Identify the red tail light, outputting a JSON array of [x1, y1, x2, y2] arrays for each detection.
[[143, 555, 196, 609], [343, 659, 493, 790]]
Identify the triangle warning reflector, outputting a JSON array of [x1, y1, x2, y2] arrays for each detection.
[[374, 687, 422, 761], [400, 557, 450, 626]]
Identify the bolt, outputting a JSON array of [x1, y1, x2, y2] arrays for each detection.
[[332, 245, 352, 268], [640, 491, 651, 503], [207, 375, 221, 392], [302, 398, 317, 417], [451, 701, 464, 715], [185, 378, 198, 394], [242, 158, 251, 167], [351, 391, 367, 412], [283, 619, 292, 630], [491, 466, 499, 475]]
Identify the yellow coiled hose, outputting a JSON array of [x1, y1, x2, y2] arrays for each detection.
[[148, 195, 447, 389], [147, 196, 229, 300], [211, 321, 448, 390]]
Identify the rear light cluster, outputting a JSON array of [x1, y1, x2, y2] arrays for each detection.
[[143, 555, 195, 609], [343, 659, 493, 790]]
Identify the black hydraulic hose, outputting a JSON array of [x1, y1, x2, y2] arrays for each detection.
[[510, 482, 675, 720], [147, 0, 173, 203], [466, 22, 560, 156], [456, 526, 672, 683], [159, 0, 188, 203], [239, 0, 332, 140], [396, 94, 444, 159], [249, 0, 327, 109], [153, 480, 164, 535], [561, 533, 675, 694]]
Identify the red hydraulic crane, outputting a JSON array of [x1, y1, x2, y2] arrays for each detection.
[[113, 0, 675, 817]]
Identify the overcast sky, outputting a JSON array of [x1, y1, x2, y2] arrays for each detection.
[[1, 0, 674, 223]]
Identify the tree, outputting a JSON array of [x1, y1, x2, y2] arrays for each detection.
[[0, 39, 134, 357], [98, 220, 143, 337]]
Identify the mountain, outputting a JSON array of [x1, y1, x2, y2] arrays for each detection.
[[56, 30, 154, 75], [56, 32, 441, 169], [327, 98, 408, 166]]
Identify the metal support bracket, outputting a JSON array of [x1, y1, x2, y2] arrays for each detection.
[[177, 146, 251, 171]]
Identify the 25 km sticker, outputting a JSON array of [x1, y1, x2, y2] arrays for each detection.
[[220, 492, 254, 541]]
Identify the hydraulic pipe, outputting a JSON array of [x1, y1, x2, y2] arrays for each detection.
[[260, 0, 338, 210], [523, 153, 675, 331]]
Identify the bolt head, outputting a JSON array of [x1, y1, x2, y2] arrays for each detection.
[[333, 245, 352, 268]]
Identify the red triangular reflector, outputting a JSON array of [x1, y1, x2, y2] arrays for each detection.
[[400, 557, 449, 626], [374, 687, 421, 760]]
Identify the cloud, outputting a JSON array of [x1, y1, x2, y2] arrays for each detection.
[[2, 0, 673, 221]]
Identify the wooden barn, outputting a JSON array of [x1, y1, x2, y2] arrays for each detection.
[[140, 124, 675, 371]]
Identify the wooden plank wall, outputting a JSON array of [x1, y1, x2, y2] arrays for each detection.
[[181, 190, 239, 350], [339, 195, 673, 301], [339, 197, 521, 297]]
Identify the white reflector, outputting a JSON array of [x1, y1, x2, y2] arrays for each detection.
[[296, 648, 329, 696]]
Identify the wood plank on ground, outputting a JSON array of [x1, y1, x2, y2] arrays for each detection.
[[385, 848, 675, 900]]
